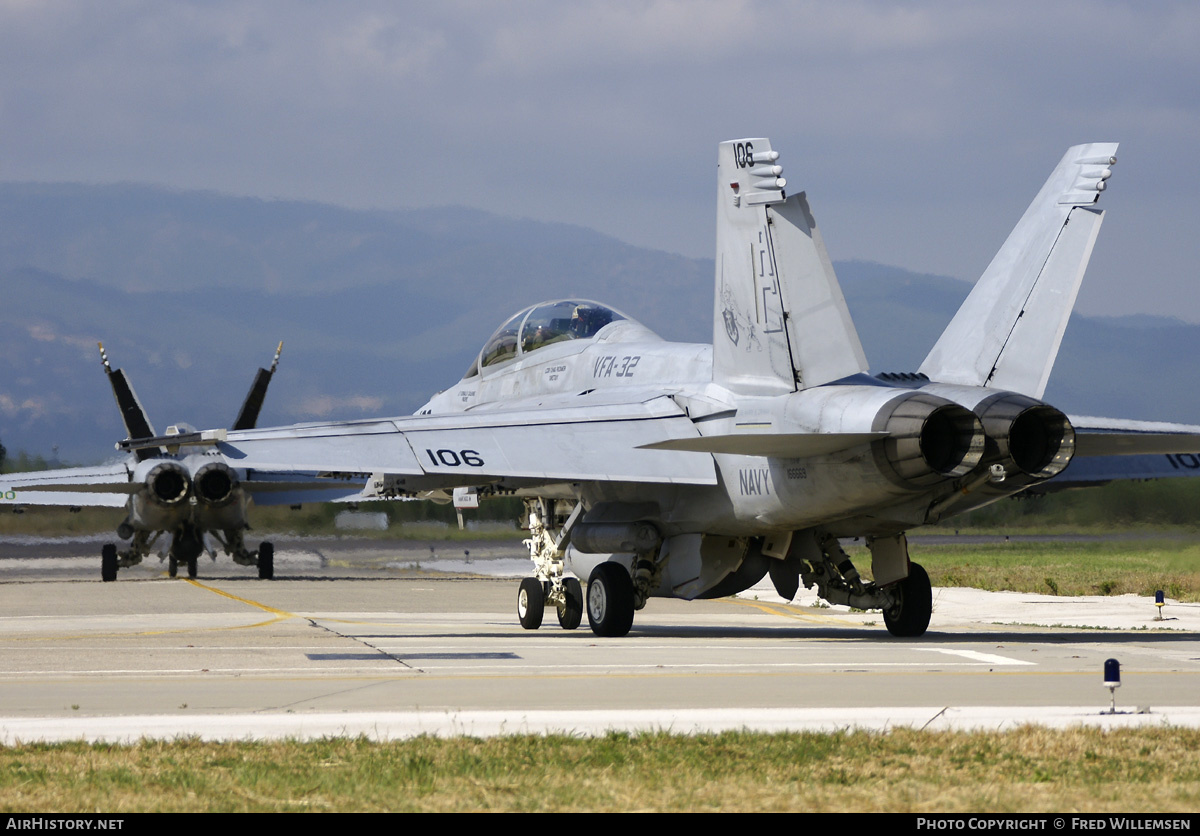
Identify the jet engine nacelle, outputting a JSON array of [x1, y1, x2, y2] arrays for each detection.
[[870, 391, 986, 488], [128, 459, 192, 532], [786, 386, 986, 489], [921, 384, 1075, 481]]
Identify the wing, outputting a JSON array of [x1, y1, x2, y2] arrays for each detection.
[[0, 462, 132, 508], [215, 393, 717, 492], [1056, 415, 1200, 486]]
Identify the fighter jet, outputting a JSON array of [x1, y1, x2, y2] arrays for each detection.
[[0, 342, 366, 580], [7, 137, 1200, 637]]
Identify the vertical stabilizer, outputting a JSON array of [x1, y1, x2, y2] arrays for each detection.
[[233, 342, 283, 431], [919, 143, 1118, 397], [713, 138, 868, 394], [98, 343, 159, 462]]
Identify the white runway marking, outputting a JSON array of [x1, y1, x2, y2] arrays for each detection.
[[917, 648, 1036, 666]]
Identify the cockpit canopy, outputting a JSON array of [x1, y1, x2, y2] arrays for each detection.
[[466, 300, 632, 377]]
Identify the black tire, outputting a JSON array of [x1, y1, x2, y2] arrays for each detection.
[[101, 543, 118, 583], [168, 555, 178, 578], [187, 556, 198, 579], [557, 577, 583, 630], [258, 541, 274, 580], [883, 562, 932, 638], [517, 577, 545, 630], [586, 563, 635, 637]]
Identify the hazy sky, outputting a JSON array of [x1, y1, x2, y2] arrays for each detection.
[[2, 1, 1197, 321]]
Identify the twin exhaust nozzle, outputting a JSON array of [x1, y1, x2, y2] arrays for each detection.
[[146, 461, 238, 507], [873, 391, 1074, 489]]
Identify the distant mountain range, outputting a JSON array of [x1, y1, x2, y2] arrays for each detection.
[[2, 182, 1196, 462]]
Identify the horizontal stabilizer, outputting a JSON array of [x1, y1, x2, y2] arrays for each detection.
[[920, 143, 1117, 397], [639, 432, 886, 458], [118, 428, 227, 453]]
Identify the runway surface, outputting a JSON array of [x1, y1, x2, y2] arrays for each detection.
[[1, 537, 1198, 742]]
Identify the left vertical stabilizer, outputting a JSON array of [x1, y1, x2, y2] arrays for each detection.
[[712, 138, 868, 394]]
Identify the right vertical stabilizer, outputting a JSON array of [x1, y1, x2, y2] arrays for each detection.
[[919, 143, 1118, 397], [712, 138, 868, 394], [233, 342, 283, 431]]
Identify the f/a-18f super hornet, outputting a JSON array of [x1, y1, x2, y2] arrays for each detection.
[[1, 343, 363, 580], [7, 137, 1200, 636]]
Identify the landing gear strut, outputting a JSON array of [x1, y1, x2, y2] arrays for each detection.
[[516, 498, 584, 632]]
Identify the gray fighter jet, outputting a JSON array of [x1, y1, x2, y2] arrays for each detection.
[[6, 137, 1200, 637], [1, 343, 365, 580]]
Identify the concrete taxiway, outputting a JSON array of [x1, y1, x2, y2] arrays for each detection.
[[0, 537, 1198, 742]]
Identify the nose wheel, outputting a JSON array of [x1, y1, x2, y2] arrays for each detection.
[[557, 577, 583, 630], [517, 577, 545, 629]]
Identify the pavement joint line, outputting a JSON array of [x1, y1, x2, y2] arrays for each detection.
[[305, 618, 423, 672]]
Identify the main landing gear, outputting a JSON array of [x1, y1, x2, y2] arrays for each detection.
[[882, 562, 932, 638], [99, 532, 275, 581], [795, 532, 933, 638], [584, 563, 634, 637]]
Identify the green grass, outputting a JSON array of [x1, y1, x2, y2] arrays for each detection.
[[889, 539, 1200, 601], [2, 729, 1198, 812]]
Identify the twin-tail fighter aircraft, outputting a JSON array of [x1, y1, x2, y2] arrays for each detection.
[[6, 136, 1200, 638], [1, 342, 365, 580]]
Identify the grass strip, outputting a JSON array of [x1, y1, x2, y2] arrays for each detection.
[[2, 728, 1198, 812]]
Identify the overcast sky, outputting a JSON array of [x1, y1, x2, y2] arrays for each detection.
[[2, 1, 1197, 321]]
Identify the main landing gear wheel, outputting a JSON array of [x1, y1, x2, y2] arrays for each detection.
[[883, 562, 932, 638], [586, 563, 635, 638], [186, 557, 198, 579], [557, 577, 583, 630], [517, 577, 545, 630], [258, 541, 274, 580], [101, 543, 118, 583]]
